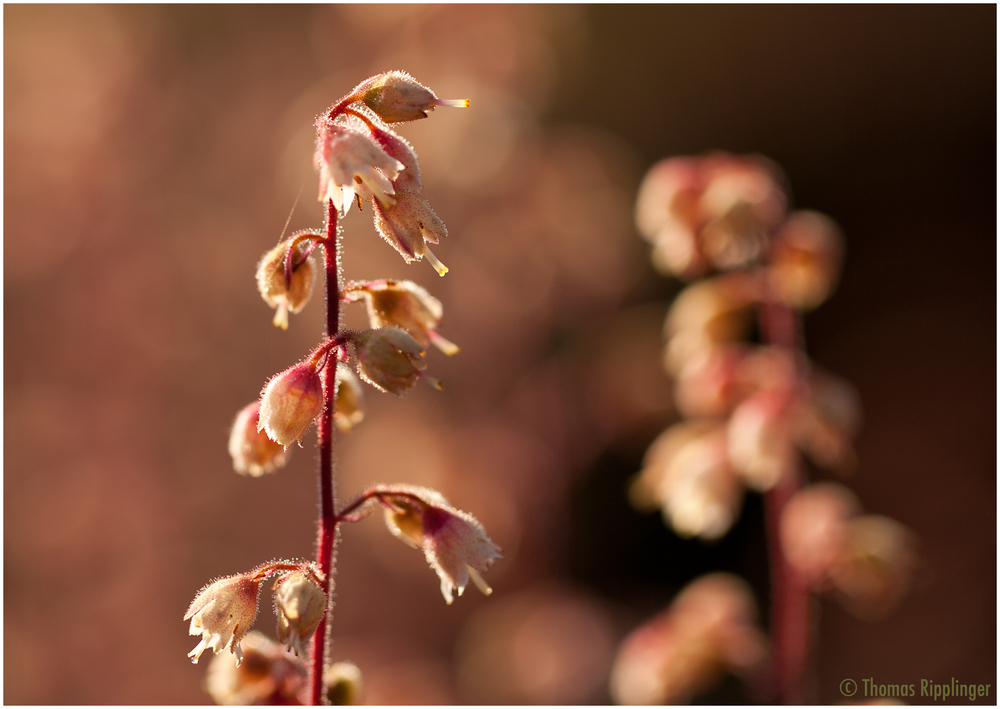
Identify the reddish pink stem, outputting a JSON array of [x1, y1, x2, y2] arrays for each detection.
[[309, 200, 340, 705], [758, 299, 810, 703]]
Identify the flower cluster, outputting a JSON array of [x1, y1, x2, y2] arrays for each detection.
[[613, 152, 916, 703], [316, 71, 463, 276], [185, 562, 325, 666], [188, 72, 499, 703]]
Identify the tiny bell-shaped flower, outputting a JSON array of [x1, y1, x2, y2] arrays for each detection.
[[637, 423, 744, 541], [609, 573, 767, 705], [316, 123, 404, 215], [228, 401, 289, 476], [767, 210, 844, 311], [274, 570, 327, 656], [334, 363, 365, 433], [780, 483, 860, 588], [345, 279, 459, 355], [353, 326, 439, 396], [258, 361, 325, 445], [354, 71, 469, 124], [185, 572, 265, 666], [204, 631, 307, 705], [377, 484, 502, 604], [829, 515, 918, 621], [256, 235, 318, 330], [372, 191, 450, 276]]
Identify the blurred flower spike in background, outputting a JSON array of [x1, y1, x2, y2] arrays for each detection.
[[615, 152, 919, 703]]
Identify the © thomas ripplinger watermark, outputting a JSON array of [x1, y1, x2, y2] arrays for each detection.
[[840, 677, 991, 702]]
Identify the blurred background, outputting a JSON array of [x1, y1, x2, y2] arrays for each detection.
[[4, 5, 995, 704]]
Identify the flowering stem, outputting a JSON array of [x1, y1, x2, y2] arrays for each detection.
[[309, 199, 340, 705], [758, 299, 810, 703]]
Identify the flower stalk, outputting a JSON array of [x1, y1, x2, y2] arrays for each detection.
[[309, 199, 340, 705], [758, 285, 810, 704]]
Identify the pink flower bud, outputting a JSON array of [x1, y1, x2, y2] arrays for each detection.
[[368, 126, 422, 193], [376, 484, 502, 604], [255, 235, 317, 330], [354, 71, 469, 124], [228, 401, 289, 477], [333, 363, 365, 433], [185, 572, 264, 666], [315, 123, 403, 215], [780, 483, 860, 588], [767, 210, 844, 310], [346, 279, 459, 355], [258, 361, 324, 445], [372, 191, 449, 276], [274, 570, 327, 656], [353, 327, 437, 396]]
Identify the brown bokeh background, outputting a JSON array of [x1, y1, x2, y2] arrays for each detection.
[[5, 5, 995, 705]]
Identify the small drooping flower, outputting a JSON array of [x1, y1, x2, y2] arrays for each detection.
[[353, 326, 439, 396], [632, 423, 744, 541], [204, 631, 307, 705], [767, 210, 844, 311], [258, 361, 324, 445], [377, 484, 502, 604], [315, 123, 404, 215], [351, 70, 469, 124], [274, 570, 327, 656], [829, 515, 918, 621], [781, 483, 860, 588], [662, 272, 761, 375], [256, 234, 318, 330], [609, 573, 767, 705], [333, 363, 365, 433], [185, 572, 265, 666], [228, 401, 289, 476], [345, 279, 459, 355], [795, 369, 862, 473], [371, 191, 450, 275]]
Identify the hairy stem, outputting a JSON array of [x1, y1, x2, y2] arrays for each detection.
[[758, 300, 810, 703], [309, 200, 340, 705]]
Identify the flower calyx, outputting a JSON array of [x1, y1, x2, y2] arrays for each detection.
[[351, 326, 442, 396], [256, 231, 321, 330], [258, 360, 325, 446], [351, 71, 469, 124], [344, 279, 459, 355]]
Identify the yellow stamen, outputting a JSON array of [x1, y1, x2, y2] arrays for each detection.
[[424, 248, 448, 277], [468, 567, 492, 596]]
